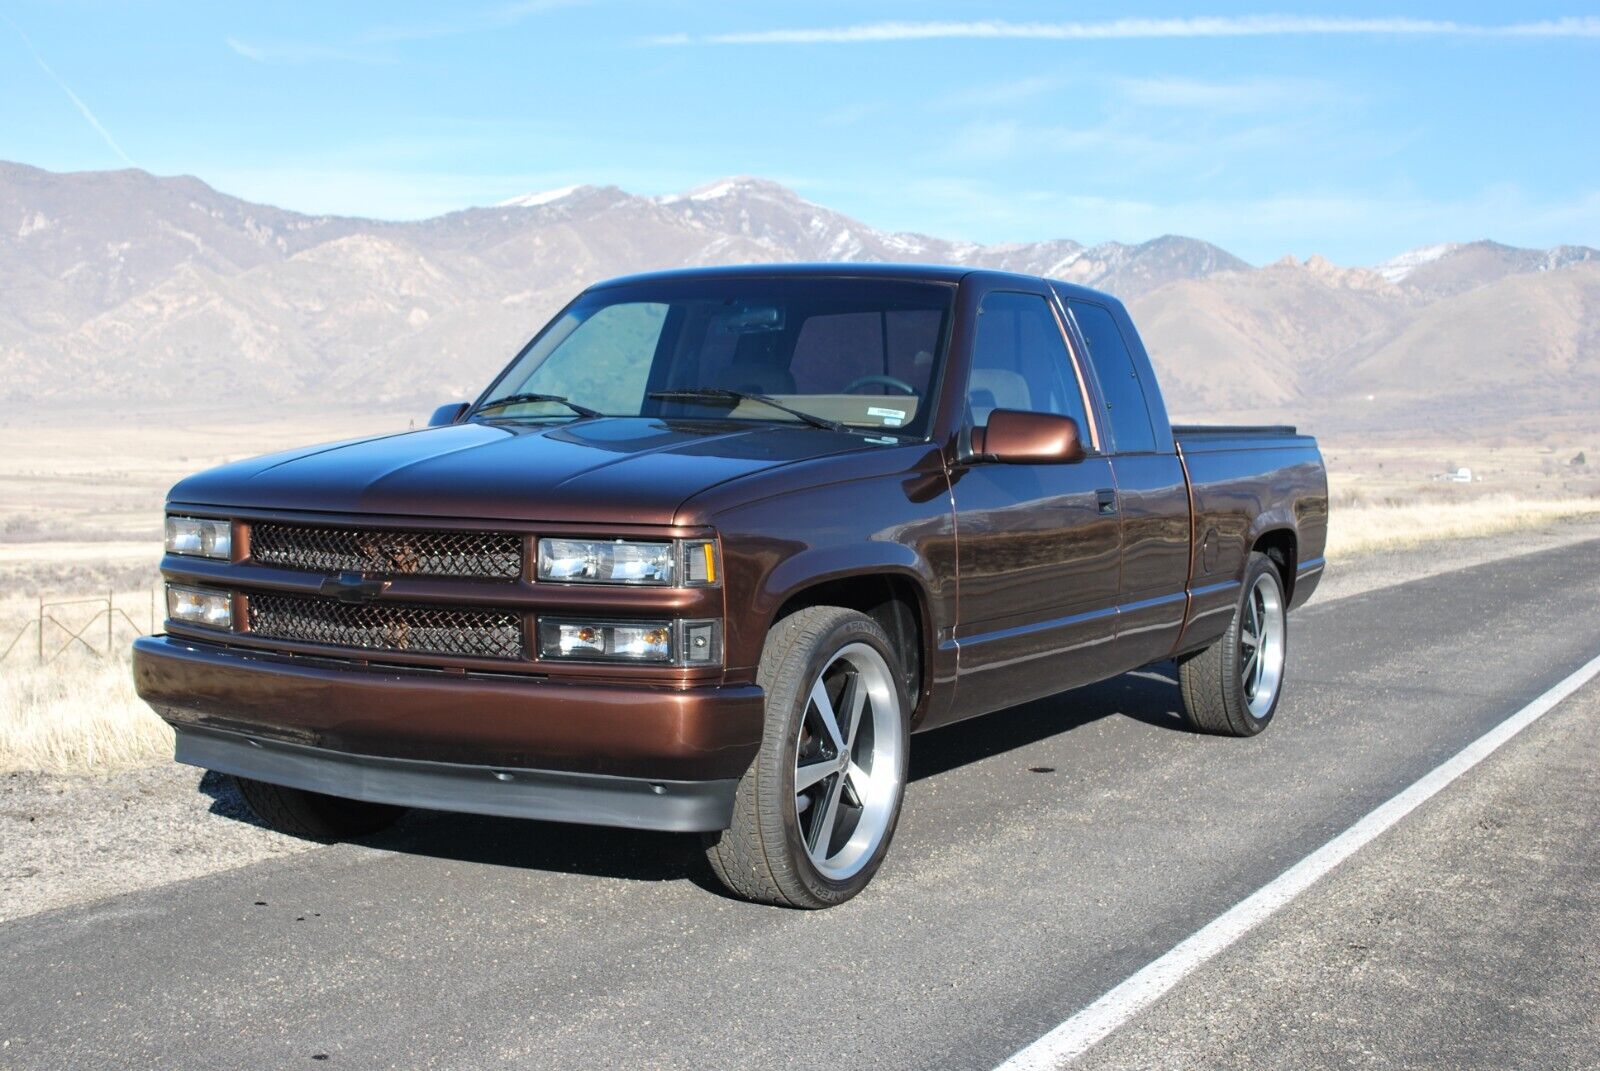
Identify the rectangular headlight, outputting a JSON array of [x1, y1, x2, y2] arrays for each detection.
[[537, 618, 721, 666], [166, 584, 233, 630], [538, 539, 673, 584], [537, 538, 720, 587], [165, 516, 232, 560]]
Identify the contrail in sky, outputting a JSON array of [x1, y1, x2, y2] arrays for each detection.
[[2, 11, 137, 166]]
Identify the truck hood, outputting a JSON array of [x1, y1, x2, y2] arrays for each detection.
[[167, 418, 877, 525]]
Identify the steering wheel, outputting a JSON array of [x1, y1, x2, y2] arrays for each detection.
[[841, 374, 916, 396]]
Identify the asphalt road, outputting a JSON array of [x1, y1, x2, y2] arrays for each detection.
[[4, 540, 1599, 1070]]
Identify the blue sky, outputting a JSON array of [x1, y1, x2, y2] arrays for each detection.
[[2, 2, 1597, 264]]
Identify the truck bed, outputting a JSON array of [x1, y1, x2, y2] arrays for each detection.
[[1171, 422, 1329, 643], [1172, 424, 1313, 449]]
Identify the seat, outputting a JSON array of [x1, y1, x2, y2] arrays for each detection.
[[714, 333, 796, 395], [967, 368, 1031, 424]]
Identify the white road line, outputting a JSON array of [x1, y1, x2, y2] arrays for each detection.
[[995, 650, 1600, 1071]]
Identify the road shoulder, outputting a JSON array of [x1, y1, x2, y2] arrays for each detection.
[[1075, 681, 1600, 1070], [0, 765, 314, 922]]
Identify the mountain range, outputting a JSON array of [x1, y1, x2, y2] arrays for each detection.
[[3, 160, 1597, 437]]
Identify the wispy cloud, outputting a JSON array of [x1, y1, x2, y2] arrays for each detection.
[[2, 12, 135, 165], [225, 37, 389, 65], [363, 0, 584, 43], [938, 117, 1187, 170], [936, 73, 1334, 113], [937, 75, 1064, 109], [226, 1, 581, 62], [653, 15, 1600, 46], [817, 101, 894, 127], [1110, 75, 1339, 113]]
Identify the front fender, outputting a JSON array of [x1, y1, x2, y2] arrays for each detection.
[[762, 542, 934, 611], [703, 464, 957, 706]]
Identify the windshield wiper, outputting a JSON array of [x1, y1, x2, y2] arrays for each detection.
[[648, 389, 846, 432], [474, 392, 600, 419]]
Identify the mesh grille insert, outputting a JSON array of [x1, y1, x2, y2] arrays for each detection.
[[248, 593, 524, 660], [251, 524, 521, 580]]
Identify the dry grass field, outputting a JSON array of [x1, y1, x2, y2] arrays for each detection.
[[0, 409, 410, 772], [1327, 496, 1600, 557], [1, 648, 170, 773], [1321, 439, 1600, 554], [0, 587, 173, 772], [0, 407, 1594, 773]]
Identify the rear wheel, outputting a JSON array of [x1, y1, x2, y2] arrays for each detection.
[[233, 776, 405, 839], [1178, 551, 1288, 736], [706, 606, 909, 908]]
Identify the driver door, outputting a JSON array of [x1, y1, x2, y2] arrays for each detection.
[[946, 282, 1121, 720]]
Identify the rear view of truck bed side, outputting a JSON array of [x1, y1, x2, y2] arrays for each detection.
[[1172, 423, 1329, 661]]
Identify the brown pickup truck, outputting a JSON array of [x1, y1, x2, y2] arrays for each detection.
[[134, 264, 1327, 908]]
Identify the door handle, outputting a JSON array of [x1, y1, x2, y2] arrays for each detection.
[[1096, 489, 1118, 516]]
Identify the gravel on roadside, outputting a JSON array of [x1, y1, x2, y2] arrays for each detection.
[[0, 764, 316, 922]]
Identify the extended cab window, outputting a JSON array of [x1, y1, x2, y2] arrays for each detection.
[[967, 291, 1091, 435], [1067, 301, 1157, 454]]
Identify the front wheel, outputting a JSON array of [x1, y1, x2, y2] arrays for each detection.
[[1177, 552, 1288, 736], [706, 606, 910, 908]]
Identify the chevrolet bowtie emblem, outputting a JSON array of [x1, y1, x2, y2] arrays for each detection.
[[319, 570, 391, 604]]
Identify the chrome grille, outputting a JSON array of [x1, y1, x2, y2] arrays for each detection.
[[248, 593, 524, 660], [250, 524, 521, 580]]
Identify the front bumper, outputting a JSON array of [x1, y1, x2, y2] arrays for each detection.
[[175, 725, 738, 832], [133, 634, 764, 832]]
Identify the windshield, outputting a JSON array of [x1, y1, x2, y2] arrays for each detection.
[[473, 277, 955, 437]]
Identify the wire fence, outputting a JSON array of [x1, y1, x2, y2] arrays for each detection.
[[0, 590, 159, 665]]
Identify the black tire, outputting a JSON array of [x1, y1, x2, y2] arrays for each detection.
[[1177, 552, 1288, 737], [233, 776, 404, 839], [706, 606, 910, 909]]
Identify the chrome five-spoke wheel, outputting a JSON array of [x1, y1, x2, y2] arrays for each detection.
[[1239, 570, 1286, 719], [1177, 551, 1290, 736], [706, 605, 911, 908], [793, 642, 905, 882]]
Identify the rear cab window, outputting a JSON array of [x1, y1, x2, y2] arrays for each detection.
[[1065, 300, 1158, 454]]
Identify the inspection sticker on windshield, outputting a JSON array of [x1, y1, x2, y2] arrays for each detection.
[[867, 406, 906, 426]]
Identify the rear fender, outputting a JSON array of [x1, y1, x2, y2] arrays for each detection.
[[1244, 514, 1299, 593]]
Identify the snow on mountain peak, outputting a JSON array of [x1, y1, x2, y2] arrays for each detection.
[[686, 179, 741, 201], [657, 176, 805, 206], [497, 185, 584, 208], [1376, 243, 1460, 283]]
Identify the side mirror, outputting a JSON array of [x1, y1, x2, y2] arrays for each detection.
[[972, 409, 1086, 464], [428, 402, 470, 427]]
